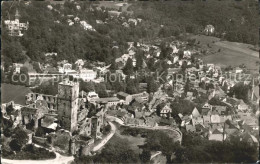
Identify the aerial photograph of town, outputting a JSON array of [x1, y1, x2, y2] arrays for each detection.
[[1, 0, 259, 163]]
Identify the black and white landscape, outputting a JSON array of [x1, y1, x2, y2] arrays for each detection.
[[1, 0, 259, 163]]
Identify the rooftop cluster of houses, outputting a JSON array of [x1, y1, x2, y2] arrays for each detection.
[[107, 38, 259, 145], [8, 59, 111, 86], [178, 101, 258, 144]]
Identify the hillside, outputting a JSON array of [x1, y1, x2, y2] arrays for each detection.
[[189, 34, 259, 74], [1, 0, 258, 68]]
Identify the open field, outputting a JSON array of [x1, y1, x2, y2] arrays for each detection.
[[190, 35, 259, 74], [1, 83, 31, 105]]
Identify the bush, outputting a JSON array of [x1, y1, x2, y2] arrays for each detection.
[[3, 128, 12, 137], [35, 127, 45, 137], [9, 139, 22, 152]]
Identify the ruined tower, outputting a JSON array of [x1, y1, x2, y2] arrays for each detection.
[[57, 79, 79, 132]]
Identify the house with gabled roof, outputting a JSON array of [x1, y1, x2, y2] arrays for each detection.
[[186, 124, 196, 133], [159, 117, 176, 127], [180, 115, 192, 127], [191, 107, 200, 118], [239, 132, 258, 146], [191, 117, 203, 126], [209, 129, 226, 141], [237, 100, 248, 112], [160, 104, 172, 118], [212, 105, 227, 115], [203, 115, 211, 126]]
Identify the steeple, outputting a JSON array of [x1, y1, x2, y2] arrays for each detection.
[[15, 8, 20, 20]]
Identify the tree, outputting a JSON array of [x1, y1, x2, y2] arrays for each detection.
[[184, 78, 190, 95], [110, 60, 118, 71], [181, 61, 187, 71], [95, 83, 108, 98], [147, 77, 158, 94], [126, 78, 138, 94], [13, 127, 28, 145], [6, 104, 14, 115], [222, 81, 228, 93], [135, 50, 144, 70], [9, 139, 22, 152], [3, 128, 12, 137], [228, 82, 250, 102], [140, 149, 151, 163], [35, 127, 45, 137], [123, 58, 134, 75]]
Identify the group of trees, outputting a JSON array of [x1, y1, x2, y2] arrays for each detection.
[[228, 82, 250, 103], [170, 99, 196, 117], [130, 0, 258, 45], [171, 132, 258, 163]]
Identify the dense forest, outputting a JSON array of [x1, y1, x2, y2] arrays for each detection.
[[2, 0, 258, 69], [130, 0, 259, 44]]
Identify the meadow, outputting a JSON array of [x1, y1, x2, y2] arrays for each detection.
[[191, 35, 259, 74]]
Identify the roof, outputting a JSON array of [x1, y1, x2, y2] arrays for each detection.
[[96, 97, 119, 103], [203, 115, 211, 122], [192, 107, 200, 118], [209, 133, 224, 141], [160, 118, 175, 125], [212, 129, 223, 135], [225, 128, 238, 135], [186, 125, 196, 132], [241, 132, 258, 143], [211, 114, 221, 124], [201, 108, 211, 115], [134, 97, 145, 104], [117, 92, 130, 98]]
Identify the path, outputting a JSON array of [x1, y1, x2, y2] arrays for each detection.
[[92, 122, 116, 152], [2, 144, 74, 164], [150, 151, 162, 160], [106, 115, 182, 144]]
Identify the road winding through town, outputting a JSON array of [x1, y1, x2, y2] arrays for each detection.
[[92, 121, 116, 152], [106, 115, 183, 144]]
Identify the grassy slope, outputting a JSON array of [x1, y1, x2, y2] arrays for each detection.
[[191, 35, 259, 73]]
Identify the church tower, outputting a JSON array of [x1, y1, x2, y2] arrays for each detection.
[[57, 79, 79, 132], [15, 9, 20, 21]]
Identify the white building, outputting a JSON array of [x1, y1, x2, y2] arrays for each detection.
[[75, 59, 85, 68], [79, 69, 97, 81], [128, 18, 138, 26], [13, 63, 23, 74], [80, 21, 95, 31], [45, 52, 57, 57], [204, 24, 215, 35], [4, 9, 29, 37]]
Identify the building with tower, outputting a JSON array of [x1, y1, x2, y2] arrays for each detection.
[[4, 9, 29, 36]]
